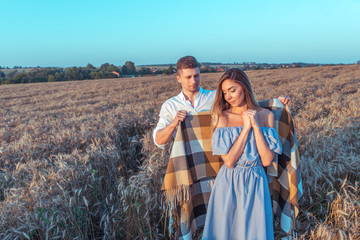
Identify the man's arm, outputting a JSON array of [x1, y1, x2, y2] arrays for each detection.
[[155, 110, 187, 146]]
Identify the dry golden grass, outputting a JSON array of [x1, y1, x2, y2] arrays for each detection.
[[0, 64, 359, 239]]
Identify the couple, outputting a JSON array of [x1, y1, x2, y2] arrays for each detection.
[[153, 56, 288, 239]]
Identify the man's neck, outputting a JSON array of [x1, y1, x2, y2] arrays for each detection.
[[182, 88, 200, 107]]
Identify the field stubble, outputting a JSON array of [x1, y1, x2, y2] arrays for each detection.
[[0, 65, 359, 239]]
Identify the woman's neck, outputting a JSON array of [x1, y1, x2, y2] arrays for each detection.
[[230, 104, 248, 114]]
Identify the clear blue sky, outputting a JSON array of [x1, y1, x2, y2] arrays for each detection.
[[1, 0, 360, 67]]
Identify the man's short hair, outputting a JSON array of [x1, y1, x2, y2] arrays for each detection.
[[176, 56, 200, 75]]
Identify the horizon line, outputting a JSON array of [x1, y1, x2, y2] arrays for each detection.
[[1, 61, 358, 69]]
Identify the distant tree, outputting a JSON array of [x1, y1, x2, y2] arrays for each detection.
[[0, 71, 5, 78], [121, 65, 128, 75], [357, 60, 360, 64], [65, 67, 90, 80], [33, 77, 47, 82], [7, 70, 18, 78], [90, 71, 105, 79], [54, 72, 66, 81], [13, 73, 29, 83], [137, 67, 153, 75], [153, 69, 164, 74], [107, 64, 120, 73], [100, 63, 110, 71], [164, 65, 175, 75], [87, 63, 96, 70], [123, 61, 136, 75], [48, 75, 55, 82]]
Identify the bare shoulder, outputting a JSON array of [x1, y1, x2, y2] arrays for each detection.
[[257, 108, 275, 127], [216, 113, 229, 128], [258, 108, 273, 117]]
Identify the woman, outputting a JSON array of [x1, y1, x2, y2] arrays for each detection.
[[202, 69, 282, 240]]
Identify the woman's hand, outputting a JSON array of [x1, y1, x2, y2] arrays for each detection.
[[241, 112, 252, 130], [243, 110, 260, 130]]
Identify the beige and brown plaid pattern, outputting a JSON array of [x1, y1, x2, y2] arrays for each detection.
[[161, 111, 223, 239], [260, 99, 303, 239], [161, 99, 303, 239], [161, 111, 223, 238], [161, 112, 222, 192]]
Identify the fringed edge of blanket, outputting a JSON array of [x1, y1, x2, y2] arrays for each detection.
[[162, 184, 193, 230]]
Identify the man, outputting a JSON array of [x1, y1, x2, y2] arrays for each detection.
[[153, 56, 290, 148]]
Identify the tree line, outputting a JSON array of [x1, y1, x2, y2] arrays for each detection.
[[0, 61, 178, 85]]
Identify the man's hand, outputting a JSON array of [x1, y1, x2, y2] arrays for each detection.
[[277, 96, 291, 105], [156, 110, 187, 146], [170, 110, 187, 127]]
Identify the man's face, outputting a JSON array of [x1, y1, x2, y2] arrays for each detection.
[[176, 68, 200, 94]]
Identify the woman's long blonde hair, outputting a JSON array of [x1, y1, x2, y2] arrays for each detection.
[[211, 68, 260, 130]]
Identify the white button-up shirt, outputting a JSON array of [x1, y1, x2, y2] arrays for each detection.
[[153, 87, 216, 148]]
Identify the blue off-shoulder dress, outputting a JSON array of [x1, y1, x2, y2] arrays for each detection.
[[202, 127, 282, 240]]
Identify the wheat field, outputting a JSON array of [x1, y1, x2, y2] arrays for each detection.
[[0, 64, 359, 239]]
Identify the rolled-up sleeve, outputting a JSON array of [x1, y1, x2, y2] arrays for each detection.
[[153, 102, 174, 149]]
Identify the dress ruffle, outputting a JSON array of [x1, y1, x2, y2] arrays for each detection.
[[212, 126, 282, 157]]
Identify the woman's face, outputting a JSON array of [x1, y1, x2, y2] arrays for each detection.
[[221, 79, 246, 107]]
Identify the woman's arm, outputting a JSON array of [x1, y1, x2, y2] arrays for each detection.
[[251, 110, 275, 167], [220, 113, 252, 168], [221, 127, 251, 168]]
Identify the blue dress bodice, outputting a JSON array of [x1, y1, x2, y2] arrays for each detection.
[[212, 126, 282, 167]]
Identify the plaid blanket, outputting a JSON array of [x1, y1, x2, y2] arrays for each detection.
[[161, 111, 223, 239], [161, 99, 303, 239], [259, 99, 303, 239]]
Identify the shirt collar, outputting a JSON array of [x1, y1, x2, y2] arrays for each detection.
[[178, 87, 204, 102]]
